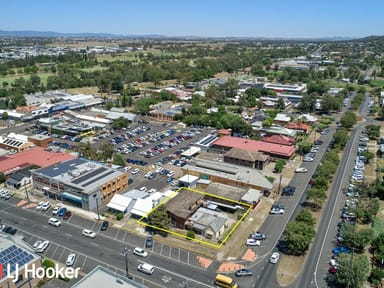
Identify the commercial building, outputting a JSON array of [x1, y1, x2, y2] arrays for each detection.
[[0, 235, 42, 288], [0, 133, 33, 152], [182, 158, 273, 193], [27, 134, 53, 148], [71, 266, 143, 288], [223, 148, 269, 170], [211, 135, 296, 159], [32, 158, 128, 211]]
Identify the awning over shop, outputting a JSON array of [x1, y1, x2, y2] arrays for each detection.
[[62, 192, 82, 203]]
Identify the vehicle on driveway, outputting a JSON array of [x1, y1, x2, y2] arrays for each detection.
[[235, 268, 253, 277], [82, 229, 96, 239]]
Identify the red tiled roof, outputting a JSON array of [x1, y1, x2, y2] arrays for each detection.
[[286, 122, 310, 131], [0, 147, 76, 174], [261, 135, 296, 146], [212, 135, 295, 158], [217, 129, 231, 135]]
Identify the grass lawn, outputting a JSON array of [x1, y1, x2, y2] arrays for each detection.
[[373, 201, 384, 237], [0, 72, 54, 86], [370, 79, 384, 87]]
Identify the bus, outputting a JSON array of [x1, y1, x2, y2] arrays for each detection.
[[214, 274, 238, 288]]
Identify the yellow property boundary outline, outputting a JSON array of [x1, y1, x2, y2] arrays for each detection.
[[137, 187, 253, 249]]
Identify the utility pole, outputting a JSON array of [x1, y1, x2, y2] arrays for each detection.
[[122, 246, 132, 279]]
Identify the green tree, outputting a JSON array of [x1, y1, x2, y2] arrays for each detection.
[[306, 187, 327, 210], [111, 117, 130, 130], [333, 128, 349, 148], [2, 111, 8, 120], [98, 141, 114, 161], [283, 221, 315, 255], [148, 205, 170, 236], [372, 233, 384, 265], [112, 153, 126, 167], [295, 208, 316, 227], [341, 224, 373, 251], [334, 253, 370, 288], [0, 172, 6, 184], [275, 97, 285, 111], [340, 111, 357, 129]]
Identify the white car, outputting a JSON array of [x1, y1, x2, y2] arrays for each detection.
[[131, 168, 140, 175], [82, 229, 96, 239], [41, 202, 51, 211], [35, 240, 50, 253], [137, 263, 154, 275], [295, 167, 308, 173], [139, 187, 148, 192], [52, 206, 61, 215], [66, 253, 76, 266], [133, 247, 148, 258], [269, 252, 280, 264], [48, 217, 61, 227], [246, 239, 261, 246], [33, 240, 42, 249], [303, 157, 314, 162], [36, 201, 44, 209]]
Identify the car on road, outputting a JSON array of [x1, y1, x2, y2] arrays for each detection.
[[63, 210, 72, 220], [52, 206, 61, 215], [66, 253, 76, 266], [41, 202, 51, 211], [295, 167, 308, 173], [332, 246, 350, 256], [249, 232, 266, 240], [137, 263, 154, 275], [133, 247, 148, 258], [82, 229, 96, 239], [100, 221, 109, 231], [235, 268, 253, 277], [145, 235, 153, 248], [57, 207, 67, 217], [282, 186, 296, 196], [48, 217, 61, 227], [139, 186, 148, 192], [35, 240, 50, 253], [2, 225, 17, 235], [270, 205, 285, 215], [246, 239, 261, 246], [303, 157, 314, 162], [269, 252, 280, 264], [0, 190, 11, 199]]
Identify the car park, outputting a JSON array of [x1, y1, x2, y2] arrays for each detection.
[[66, 253, 76, 266], [82, 229, 96, 239], [246, 239, 261, 246], [269, 252, 280, 264], [100, 221, 109, 231], [48, 217, 61, 227], [137, 263, 154, 275], [35, 240, 50, 253], [235, 268, 253, 277], [133, 247, 148, 258]]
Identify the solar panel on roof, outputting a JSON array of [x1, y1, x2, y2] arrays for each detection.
[[72, 167, 106, 184], [82, 169, 115, 187]]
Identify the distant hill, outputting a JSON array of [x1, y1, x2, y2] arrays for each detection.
[[0, 30, 358, 41]]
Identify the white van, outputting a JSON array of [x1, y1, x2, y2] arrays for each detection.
[[137, 263, 154, 275]]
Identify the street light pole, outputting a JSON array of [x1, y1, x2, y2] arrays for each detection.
[[24, 182, 29, 200], [93, 194, 100, 221], [122, 246, 131, 279]]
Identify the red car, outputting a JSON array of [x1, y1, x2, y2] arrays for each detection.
[[63, 210, 72, 220], [328, 266, 337, 274]]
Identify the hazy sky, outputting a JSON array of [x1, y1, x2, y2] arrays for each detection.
[[2, 0, 383, 38]]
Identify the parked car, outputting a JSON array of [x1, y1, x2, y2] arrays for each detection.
[[282, 186, 296, 196], [145, 235, 153, 248], [100, 221, 109, 231], [295, 167, 308, 173], [246, 239, 261, 246], [82, 229, 96, 239], [66, 253, 76, 266], [36, 201, 44, 209], [35, 240, 50, 253], [249, 232, 266, 240], [52, 206, 61, 215], [63, 210, 72, 220], [332, 246, 351, 256], [269, 252, 280, 264], [235, 268, 253, 277], [41, 202, 51, 211], [2, 226, 17, 235], [57, 207, 67, 217], [270, 205, 285, 215], [133, 247, 148, 258]]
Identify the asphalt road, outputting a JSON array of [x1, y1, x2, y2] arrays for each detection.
[[0, 198, 217, 288]]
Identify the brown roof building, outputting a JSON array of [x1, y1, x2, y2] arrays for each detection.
[[223, 148, 269, 170], [261, 134, 296, 146], [164, 189, 204, 229]]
